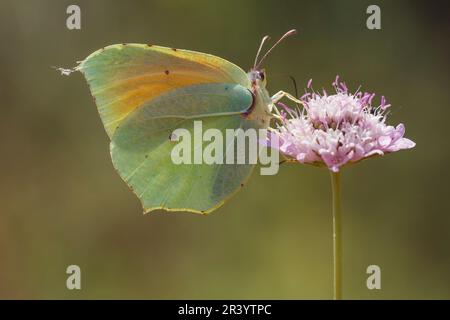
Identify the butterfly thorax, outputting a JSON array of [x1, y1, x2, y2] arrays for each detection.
[[245, 70, 272, 128]]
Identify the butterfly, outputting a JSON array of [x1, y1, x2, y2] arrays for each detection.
[[71, 30, 300, 214]]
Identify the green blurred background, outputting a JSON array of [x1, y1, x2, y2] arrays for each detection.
[[0, 0, 449, 299]]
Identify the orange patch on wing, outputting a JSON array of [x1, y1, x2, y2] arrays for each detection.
[[95, 73, 221, 135]]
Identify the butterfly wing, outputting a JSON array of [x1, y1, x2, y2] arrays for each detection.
[[79, 44, 262, 213], [110, 83, 260, 213], [78, 44, 250, 138]]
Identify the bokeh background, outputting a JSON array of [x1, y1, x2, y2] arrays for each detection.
[[0, 0, 449, 299]]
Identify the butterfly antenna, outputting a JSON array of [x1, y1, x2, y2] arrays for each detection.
[[255, 29, 297, 69], [254, 35, 271, 69]]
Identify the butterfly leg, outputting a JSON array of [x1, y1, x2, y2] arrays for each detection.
[[271, 90, 303, 105], [269, 91, 304, 119]]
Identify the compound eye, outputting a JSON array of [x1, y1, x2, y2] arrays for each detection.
[[258, 71, 265, 81]]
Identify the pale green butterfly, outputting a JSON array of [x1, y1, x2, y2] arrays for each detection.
[[68, 30, 300, 214]]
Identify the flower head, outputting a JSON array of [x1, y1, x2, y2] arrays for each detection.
[[269, 76, 415, 172]]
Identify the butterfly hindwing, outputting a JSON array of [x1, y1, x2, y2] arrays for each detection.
[[110, 83, 259, 213]]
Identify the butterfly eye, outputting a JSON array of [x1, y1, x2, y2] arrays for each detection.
[[258, 71, 265, 81]]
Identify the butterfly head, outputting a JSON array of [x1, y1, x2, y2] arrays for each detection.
[[249, 29, 297, 88], [248, 68, 267, 87]]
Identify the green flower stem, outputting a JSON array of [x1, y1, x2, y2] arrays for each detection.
[[330, 171, 342, 300]]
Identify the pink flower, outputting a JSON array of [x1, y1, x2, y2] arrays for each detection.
[[269, 76, 415, 172]]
